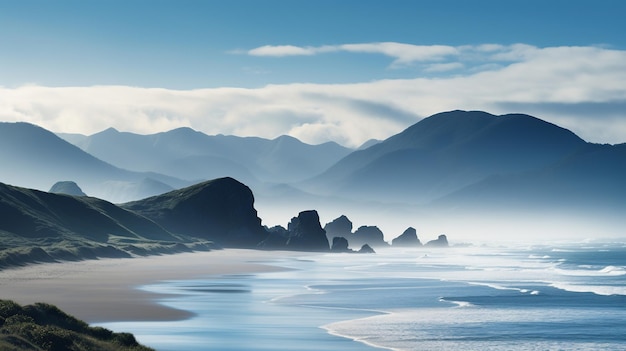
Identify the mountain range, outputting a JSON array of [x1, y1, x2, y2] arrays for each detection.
[[59, 127, 352, 185], [1, 110, 624, 242]]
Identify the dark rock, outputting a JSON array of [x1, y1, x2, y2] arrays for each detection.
[[425, 234, 449, 247], [352, 225, 389, 248], [324, 215, 353, 241], [392, 227, 422, 247], [330, 237, 353, 253], [49, 181, 87, 196], [257, 225, 289, 249], [284, 210, 330, 252], [123, 177, 269, 248], [358, 244, 376, 254]]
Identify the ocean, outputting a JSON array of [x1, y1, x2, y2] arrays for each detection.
[[99, 242, 626, 350]]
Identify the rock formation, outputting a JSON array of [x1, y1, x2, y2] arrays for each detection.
[[284, 210, 330, 251], [330, 236, 352, 253], [352, 225, 388, 248], [358, 244, 376, 254], [323, 215, 353, 241], [123, 177, 268, 248], [392, 227, 422, 247], [425, 234, 449, 247], [49, 181, 87, 196]]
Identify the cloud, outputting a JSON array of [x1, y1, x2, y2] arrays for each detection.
[[338, 43, 458, 67], [248, 45, 320, 57], [244, 42, 540, 69], [2, 45, 626, 147]]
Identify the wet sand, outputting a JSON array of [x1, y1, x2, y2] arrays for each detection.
[[0, 249, 291, 323]]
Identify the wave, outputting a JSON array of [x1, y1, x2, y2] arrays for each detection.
[[551, 265, 626, 277], [438, 298, 475, 308], [549, 282, 626, 296]]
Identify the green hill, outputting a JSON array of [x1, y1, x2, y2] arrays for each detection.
[[0, 182, 214, 268]]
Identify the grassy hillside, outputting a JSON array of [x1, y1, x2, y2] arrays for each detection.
[[0, 300, 153, 351], [0, 182, 215, 269]]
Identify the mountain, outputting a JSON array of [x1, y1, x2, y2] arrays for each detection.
[[437, 142, 626, 213], [0, 182, 208, 268], [0, 122, 188, 202], [304, 110, 588, 204], [122, 177, 269, 248], [49, 181, 87, 196], [59, 127, 353, 184]]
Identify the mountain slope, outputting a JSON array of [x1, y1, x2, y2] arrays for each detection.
[[0, 122, 188, 202], [0, 182, 205, 268], [437, 142, 626, 212], [304, 110, 588, 204], [122, 177, 269, 248], [60, 127, 353, 184]]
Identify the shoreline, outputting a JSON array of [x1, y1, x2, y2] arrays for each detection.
[[0, 249, 294, 323]]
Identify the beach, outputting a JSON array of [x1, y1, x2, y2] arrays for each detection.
[[0, 249, 290, 323]]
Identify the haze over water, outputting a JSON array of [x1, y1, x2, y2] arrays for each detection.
[[100, 242, 626, 350]]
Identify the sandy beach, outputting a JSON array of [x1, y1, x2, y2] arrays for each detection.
[[0, 249, 291, 323]]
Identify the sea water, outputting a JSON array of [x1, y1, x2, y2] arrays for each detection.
[[99, 243, 626, 350]]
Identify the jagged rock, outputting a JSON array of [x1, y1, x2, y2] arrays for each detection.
[[358, 244, 376, 254], [285, 210, 330, 252], [323, 215, 353, 241], [330, 236, 352, 253], [392, 227, 422, 247], [49, 181, 87, 196], [425, 234, 449, 247], [352, 225, 388, 248], [257, 226, 289, 249]]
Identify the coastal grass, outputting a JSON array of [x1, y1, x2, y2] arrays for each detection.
[[0, 300, 153, 351]]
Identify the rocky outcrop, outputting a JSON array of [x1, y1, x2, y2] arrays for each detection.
[[392, 227, 422, 247], [49, 181, 87, 196], [425, 234, 449, 247], [123, 177, 269, 248], [358, 244, 376, 254], [352, 225, 389, 248], [324, 215, 353, 241], [284, 210, 330, 251], [330, 236, 352, 252]]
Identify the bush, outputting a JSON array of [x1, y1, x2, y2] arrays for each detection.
[[0, 300, 23, 318]]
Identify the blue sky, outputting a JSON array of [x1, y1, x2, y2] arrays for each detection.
[[1, 0, 625, 146]]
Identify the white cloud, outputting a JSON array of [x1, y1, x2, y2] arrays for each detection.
[[339, 42, 458, 67], [244, 42, 541, 69], [424, 62, 465, 72], [2, 45, 626, 147], [248, 45, 319, 56]]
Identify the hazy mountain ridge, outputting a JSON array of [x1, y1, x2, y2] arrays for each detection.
[[2, 110, 625, 242], [0, 122, 189, 203], [59, 127, 353, 185], [303, 110, 593, 205]]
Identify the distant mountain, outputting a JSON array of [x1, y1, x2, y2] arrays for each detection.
[[59, 128, 353, 184], [0, 122, 188, 202], [49, 181, 87, 196], [304, 110, 588, 205], [436, 142, 626, 213]]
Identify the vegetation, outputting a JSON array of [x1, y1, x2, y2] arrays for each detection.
[[0, 300, 154, 351]]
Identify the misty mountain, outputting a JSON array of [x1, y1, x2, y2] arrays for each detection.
[[0, 122, 187, 202], [304, 110, 589, 205], [59, 127, 353, 184], [436, 142, 626, 213]]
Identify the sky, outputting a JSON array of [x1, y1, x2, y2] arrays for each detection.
[[1, 0, 625, 147]]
